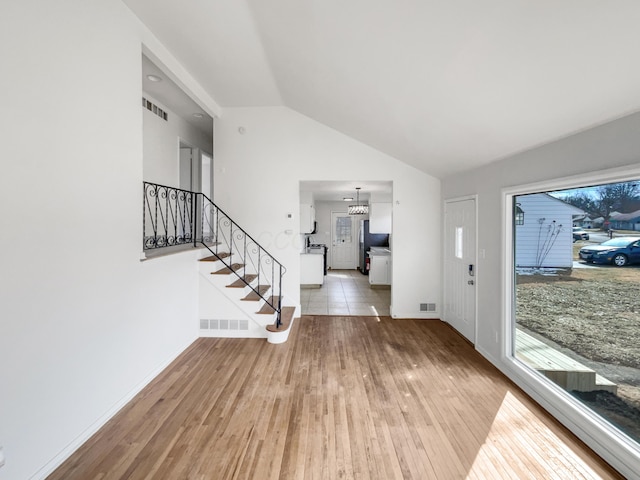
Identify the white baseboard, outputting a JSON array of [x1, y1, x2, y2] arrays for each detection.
[[30, 336, 198, 480]]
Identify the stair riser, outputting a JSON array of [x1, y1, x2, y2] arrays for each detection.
[[198, 260, 232, 274], [202, 272, 269, 301], [200, 273, 279, 317]]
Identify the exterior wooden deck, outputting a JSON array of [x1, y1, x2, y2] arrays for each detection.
[[516, 329, 617, 394]]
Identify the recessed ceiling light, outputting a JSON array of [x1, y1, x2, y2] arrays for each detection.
[[146, 74, 162, 82], [193, 113, 204, 118], [343, 197, 354, 201]]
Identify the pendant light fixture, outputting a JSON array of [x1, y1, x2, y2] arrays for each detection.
[[348, 187, 369, 215]]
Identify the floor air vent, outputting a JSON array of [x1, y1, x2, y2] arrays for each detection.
[[420, 303, 436, 312]]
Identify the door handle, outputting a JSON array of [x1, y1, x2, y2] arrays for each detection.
[[468, 280, 474, 285]]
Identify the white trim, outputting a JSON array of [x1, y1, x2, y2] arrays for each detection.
[[505, 163, 640, 197], [500, 165, 640, 479], [140, 37, 222, 119]]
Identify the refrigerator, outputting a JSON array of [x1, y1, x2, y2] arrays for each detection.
[[359, 220, 390, 274]]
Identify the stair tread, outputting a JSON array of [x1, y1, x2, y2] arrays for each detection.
[[200, 252, 230, 261], [257, 296, 281, 314], [212, 263, 244, 274], [227, 275, 258, 288], [267, 306, 295, 332], [241, 285, 271, 301]]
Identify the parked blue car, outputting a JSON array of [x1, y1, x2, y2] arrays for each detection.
[[579, 237, 640, 266]]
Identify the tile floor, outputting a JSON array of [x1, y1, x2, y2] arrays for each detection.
[[300, 269, 391, 316]]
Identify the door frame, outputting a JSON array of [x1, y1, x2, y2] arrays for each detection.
[[443, 195, 478, 345]]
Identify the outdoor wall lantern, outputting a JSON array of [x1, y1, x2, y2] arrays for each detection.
[[515, 203, 524, 225]]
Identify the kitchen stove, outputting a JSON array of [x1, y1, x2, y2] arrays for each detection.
[[308, 243, 327, 275]]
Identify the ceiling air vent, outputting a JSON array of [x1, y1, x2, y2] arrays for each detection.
[[420, 303, 436, 312], [142, 97, 168, 121]]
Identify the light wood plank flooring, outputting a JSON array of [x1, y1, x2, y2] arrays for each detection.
[[49, 317, 622, 479]]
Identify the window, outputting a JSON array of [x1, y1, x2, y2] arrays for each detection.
[[455, 227, 464, 259], [335, 216, 352, 243], [512, 179, 640, 446]]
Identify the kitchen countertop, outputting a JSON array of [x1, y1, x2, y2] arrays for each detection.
[[368, 247, 391, 256]]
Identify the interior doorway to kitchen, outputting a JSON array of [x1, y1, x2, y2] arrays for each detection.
[[300, 180, 393, 317]]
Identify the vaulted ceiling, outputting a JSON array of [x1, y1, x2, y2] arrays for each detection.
[[124, 0, 640, 178]]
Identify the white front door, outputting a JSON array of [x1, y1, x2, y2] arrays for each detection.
[[444, 198, 477, 344], [331, 212, 356, 269]]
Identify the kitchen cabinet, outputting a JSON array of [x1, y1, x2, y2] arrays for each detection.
[[369, 203, 392, 233], [369, 254, 391, 285], [300, 253, 324, 285], [300, 203, 315, 234]]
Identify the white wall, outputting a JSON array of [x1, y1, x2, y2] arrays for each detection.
[[143, 94, 213, 187], [0, 1, 214, 478], [441, 112, 640, 478], [214, 107, 441, 319]]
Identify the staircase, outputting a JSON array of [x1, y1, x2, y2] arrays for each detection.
[[143, 181, 298, 343], [198, 253, 297, 343]]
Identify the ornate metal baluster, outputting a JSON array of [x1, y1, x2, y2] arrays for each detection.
[[142, 182, 287, 325]]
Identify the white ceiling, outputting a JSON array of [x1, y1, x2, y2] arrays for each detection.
[[125, 0, 640, 179], [142, 55, 213, 138]]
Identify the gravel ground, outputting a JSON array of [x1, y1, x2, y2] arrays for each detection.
[[516, 264, 640, 442]]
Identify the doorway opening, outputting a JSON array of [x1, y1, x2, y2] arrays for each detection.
[[299, 181, 392, 316]]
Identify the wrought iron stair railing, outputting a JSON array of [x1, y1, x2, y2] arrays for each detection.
[[143, 181, 286, 327]]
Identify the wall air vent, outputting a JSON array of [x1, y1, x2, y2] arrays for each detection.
[[142, 97, 168, 121], [200, 319, 248, 331], [420, 303, 436, 312]]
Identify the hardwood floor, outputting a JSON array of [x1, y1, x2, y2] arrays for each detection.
[[49, 317, 622, 479]]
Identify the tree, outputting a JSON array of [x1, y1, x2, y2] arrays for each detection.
[[595, 182, 639, 220], [561, 192, 597, 214], [559, 181, 639, 227]]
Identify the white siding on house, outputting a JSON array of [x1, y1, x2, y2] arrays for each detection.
[[515, 193, 583, 268]]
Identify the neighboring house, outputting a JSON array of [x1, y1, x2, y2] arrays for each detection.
[[572, 213, 593, 228], [590, 211, 622, 229], [610, 209, 640, 231], [515, 193, 584, 268]]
